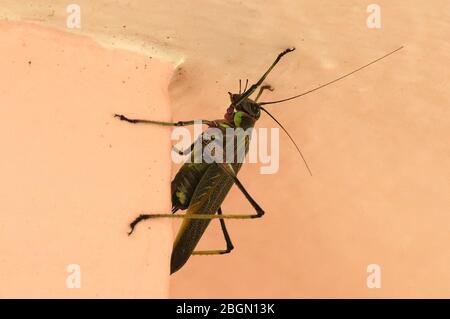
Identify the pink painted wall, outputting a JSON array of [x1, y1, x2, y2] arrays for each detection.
[[1, 0, 449, 299], [0, 22, 173, 298]]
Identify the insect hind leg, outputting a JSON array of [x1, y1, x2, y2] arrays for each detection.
[[127, 163, 265, 235], [128, 209, 262, 235], [127, 207, 178, 236], [192, 207, 234, 256]]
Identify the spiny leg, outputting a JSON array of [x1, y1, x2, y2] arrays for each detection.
[[255, 85, 274, 102], [114, 114, 212, 127], [192, 207, 234, 255], [128, 163, 264, 235], [237, 48, 295, 105]]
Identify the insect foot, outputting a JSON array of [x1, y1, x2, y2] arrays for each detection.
[[128, 214, 152, 236], [114, 114, 137, 123]]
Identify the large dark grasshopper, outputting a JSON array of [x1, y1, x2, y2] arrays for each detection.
[[115, 46, 402, 274]]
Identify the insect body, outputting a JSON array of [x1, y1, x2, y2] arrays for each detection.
[[115, 46, 402, 274]]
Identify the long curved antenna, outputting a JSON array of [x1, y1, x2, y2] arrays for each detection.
[[260, 46, 403, 105], [260, 106, 312, 176]]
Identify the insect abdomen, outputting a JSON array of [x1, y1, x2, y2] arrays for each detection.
[[171, 162, 209, 210], [170, 127, 250, 273], [170, 164, 238, 274]]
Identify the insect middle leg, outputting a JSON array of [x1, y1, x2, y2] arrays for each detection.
[[172, 132, 206, 155], [192, 207, 234, 256]]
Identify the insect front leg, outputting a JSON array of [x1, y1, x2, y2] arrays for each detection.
[[114, 114, 212, 127], [192, 207, 234, 256], [255, 85, 274, 102], [237, 47, 295, 104]]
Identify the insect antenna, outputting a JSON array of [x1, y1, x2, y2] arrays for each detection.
[[260, 106, 312, 176], [243, 79, 249, 92], [260, 46, 403, 105], [239, 79, 242, 94]]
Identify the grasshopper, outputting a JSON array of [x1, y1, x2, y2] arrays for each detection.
[[115, 46, 402, 274]]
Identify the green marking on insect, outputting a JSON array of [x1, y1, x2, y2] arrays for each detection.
[[176, 191, 187, 205], [233, 111, 245, 127], [115, 45, 403, 274]]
